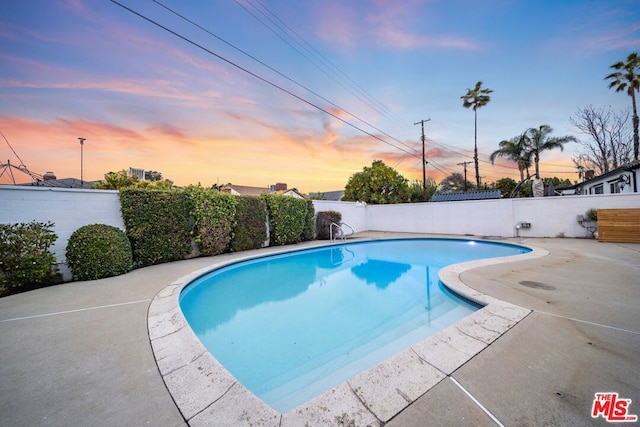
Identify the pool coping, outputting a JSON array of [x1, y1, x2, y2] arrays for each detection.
[[147, 237, 549, 426]]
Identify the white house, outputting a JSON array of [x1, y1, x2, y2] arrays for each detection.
[[561, 161, 640, 195]]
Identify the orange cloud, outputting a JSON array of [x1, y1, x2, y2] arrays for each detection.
[[0, 114, 389, 192]]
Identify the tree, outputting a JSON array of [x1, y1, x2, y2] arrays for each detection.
[[92, 169, 173, 190], [489, 133, 532, 182], [494, 177, 517, 198], [526, 125, 577, 179], [144, 170, 163, 181], [570, 105, 633, 175], [93, 170, 140, 189], [605, 52, 640, 160], [461, 81, 493, 187], [543, 177, 572, 188], [408, 178, 438, 202], [438, 173, 475, 193], [343, 160, 410, 204]]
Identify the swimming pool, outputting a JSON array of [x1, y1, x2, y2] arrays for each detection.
[[179, 238, 530, 412]]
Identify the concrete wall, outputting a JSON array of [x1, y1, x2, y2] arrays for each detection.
[[2, 185, 639, 280], [1, 186, 124, 279], [315, 193, 640, 239]]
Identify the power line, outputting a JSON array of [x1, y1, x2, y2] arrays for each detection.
[[151, 0, 420, 156], [236, 0, 397, 121], [246, 0, 398, 120], [111, 0, 421, 159]]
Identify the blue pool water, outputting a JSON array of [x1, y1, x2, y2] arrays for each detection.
[[180, 239, 529, 412]]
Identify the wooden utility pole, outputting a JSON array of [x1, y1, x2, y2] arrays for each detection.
[[457, 161, 472, 192], [78, 137, 86, 186], [414, 119, 431, 201]]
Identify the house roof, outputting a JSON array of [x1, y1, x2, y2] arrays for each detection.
[[16, 177, 100, 189], [220, 184, 307, 198], [430, 190, 502, 202], [220, 184, 271, 196], [565, 160, 640, 190], [309, 190, 344, 201]]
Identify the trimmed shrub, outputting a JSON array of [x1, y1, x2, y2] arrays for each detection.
[[185, 186, 238, 256], [0, 221, 61, 296], [263, 194, 310, 246], [303, 199, 316, 241], [316, 211, 342, 240], [120, 189, 194, 266], [66, 224, 133, 281], [231, 196, 268, 252]]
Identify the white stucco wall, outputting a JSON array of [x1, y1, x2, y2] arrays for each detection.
[[312, 200, 368, 234], [316, 193, 640, 239], [0, 186, 124, 279]]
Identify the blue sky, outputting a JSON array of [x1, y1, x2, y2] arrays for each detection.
[[1, 0, 638, 191]]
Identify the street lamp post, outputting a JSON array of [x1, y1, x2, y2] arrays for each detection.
[[78, 137, 86, 186]]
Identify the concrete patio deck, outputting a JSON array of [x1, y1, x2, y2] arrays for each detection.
[[1, 234, 638, 426]]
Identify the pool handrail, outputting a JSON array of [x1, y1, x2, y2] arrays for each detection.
[[330, 222, 354, 241]]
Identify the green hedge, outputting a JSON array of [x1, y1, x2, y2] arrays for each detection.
[[315, 210, 342, 240], [303, 199, 316, 241], [231, 196, 268, 252], [119, 189, 194, 267], [66, 224, 133, 281], [264, 194, 314, 246], [186, 186, 237, 256], [0, 221, 61, 296]]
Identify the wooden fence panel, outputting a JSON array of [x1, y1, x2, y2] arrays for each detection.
[[598, 208, 640, 243]]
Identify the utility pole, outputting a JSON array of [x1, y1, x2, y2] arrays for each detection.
[[457, 161, 472, 192], [414, 118, 431, 201], [78, 137, 86, 187]]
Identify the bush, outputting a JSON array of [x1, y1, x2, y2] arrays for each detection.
[[120, 189, 194, 266], [0, 221, 61, 296], [231, 196, 268, 252], [303, 199, 316, 241], [263, 194, 311, 246], [316, 211, 342, 240], [585, 208, 598, 221], [66, 224, 133, 281], [185, 186, 238, 256]]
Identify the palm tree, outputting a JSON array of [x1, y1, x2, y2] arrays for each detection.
[[489, 133, 532, 182], [526, 125, 577, 179], [461, 81, 493, 187], [605, 52, 640, 161]]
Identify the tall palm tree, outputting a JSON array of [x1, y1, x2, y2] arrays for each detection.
[[461, 81, 493, 187], [605, 52, 640, 161], [527, 125, 577, 179], [489, 133, 532, 182]]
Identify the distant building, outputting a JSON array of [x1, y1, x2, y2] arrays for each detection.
[[309, 190, 345, 201], [16, 177, 99, 189], [220, 184, 271, 197], [128, 167, 145, 180], [559, 161, 640, 195], [220, 182, 305, 199]]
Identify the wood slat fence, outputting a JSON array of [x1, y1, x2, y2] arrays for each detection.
[[598, 208, 640, 243]]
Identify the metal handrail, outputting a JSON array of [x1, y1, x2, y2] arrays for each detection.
[[330, 222, 354, 242], [330, 222, 342, 242]]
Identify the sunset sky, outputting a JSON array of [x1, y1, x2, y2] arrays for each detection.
[[1, 0, 639, 192]]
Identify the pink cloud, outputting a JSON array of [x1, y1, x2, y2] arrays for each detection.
[[315, 1, 476, 50]]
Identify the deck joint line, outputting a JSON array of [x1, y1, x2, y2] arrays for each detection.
[[450, 376, 505, 427], [0, 299, 152, 322], [535, 310, 640, 335]]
